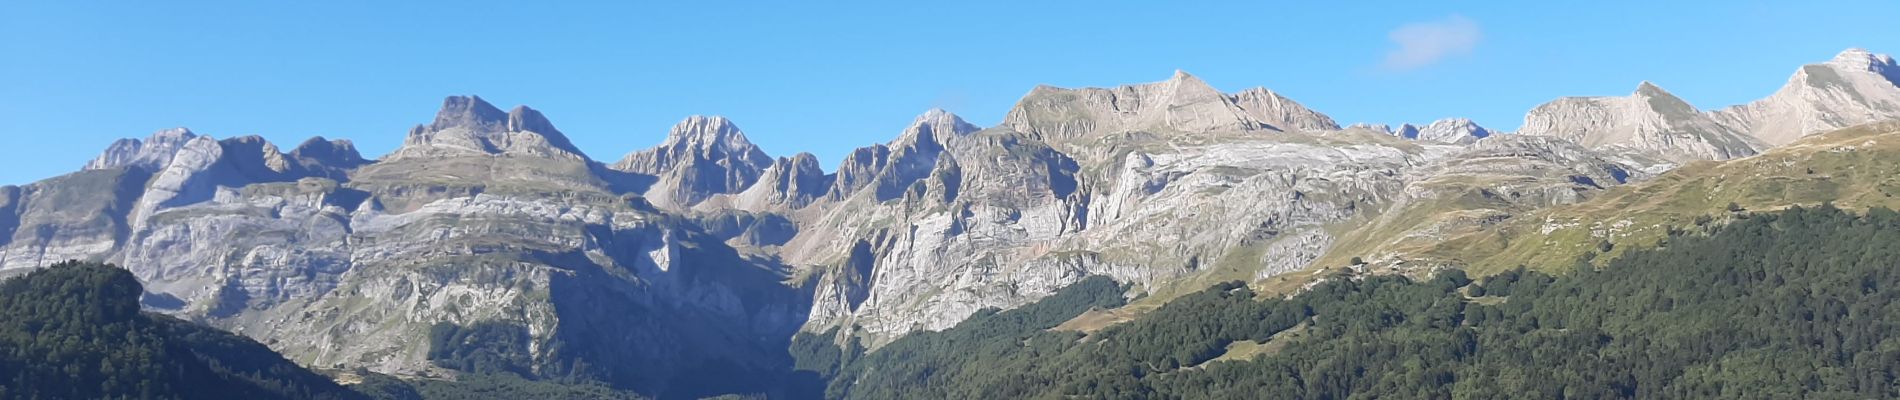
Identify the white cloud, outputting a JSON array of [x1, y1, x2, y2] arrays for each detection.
[[1380, 15, 1481, 71]]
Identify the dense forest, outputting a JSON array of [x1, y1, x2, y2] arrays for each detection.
[[0, 261, 363, 400], [801, 205, 1900, 399]]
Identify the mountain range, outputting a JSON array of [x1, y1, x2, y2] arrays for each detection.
[[2, 48, 1898, 398]]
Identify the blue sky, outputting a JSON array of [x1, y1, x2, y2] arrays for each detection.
[[2, 1, 1896, 185]]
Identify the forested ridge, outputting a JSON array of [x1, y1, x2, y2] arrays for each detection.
[[0, 261, 363, 400], [801, 205, 1900, 399]]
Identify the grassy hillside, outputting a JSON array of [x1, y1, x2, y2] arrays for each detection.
[[799, 205, 1900, 399], [1322, 121, 1900, 277]]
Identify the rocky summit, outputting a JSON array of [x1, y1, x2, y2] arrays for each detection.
[[1517, 48, 1900, 165], [2, 48, 1898, 397]]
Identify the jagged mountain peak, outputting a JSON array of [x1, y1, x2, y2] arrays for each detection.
[[733, 151, 832, 210], [899, 109, 980, 145], [1630, 81, 1700, 117], [1386, 118, 1492, 144], [615, 115, 773, 208], [1426, 118, 1492, 142], [1828, 48, 1894, 69], [1796, 48, 1900, 82], [292, 136, 355, 155], [428, 95, 508, 132], [423, 95, 565, 138], [505, 105, 562, 137], [1431, 117, 1479, 126], [784, 151, 822, 166], [1710, 48, 1900, 146], [149, 127, 197, 142], [1003, 71, 1338, 142], [289, 136, 368, 172], [215, 135, 297, 178], [84, 127, 202, 172], [1634, 80, 1666, 95], [663, 115, 756, 149], [1160, 69, 1223, 96], [1230, 86, 1342, 132], [391, 95, 587, 160], [1521, 79, 1758, 162], [912, 108, 971, 128]]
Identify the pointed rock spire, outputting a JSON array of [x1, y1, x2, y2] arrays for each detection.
[[821, 109, 981, 203], [614, 115, 774, 208], [618, 116, 771, 174], [735, 152, 832, 210], [659, 116, 761, 157]]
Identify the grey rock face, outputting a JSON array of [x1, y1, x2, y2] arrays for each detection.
[[1001, 71, 1339, 146], [1402, 118, 1493, 144], [288, 136, 368, 178], [8, 49, 1897, 387], [354, 98, 609, 213], [388, 96, 588, 161], [1519, 49, 1900, 161], [1519, 81, 1762, 163], [830, 109, 974, 203], [1712, 48, 1900, 146], [4, 100, 808, 393], [732, 152, 830, 211], [1347, 123, 1394, 133], [615, 116, 774, 208], [0, 169, 145, 272], [85, 128, 199, 172]]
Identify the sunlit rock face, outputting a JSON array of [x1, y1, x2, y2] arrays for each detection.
[[1711, 48, 1900, 147], [614, 115, 774, 209], [4, 48, 1897, 385]]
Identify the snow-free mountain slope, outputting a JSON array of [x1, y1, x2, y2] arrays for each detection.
[[615, 115, 774, 208], [1518, 81, 1762, 163], [1713, 48, 1900, 146], [1001, 71, 1339, 147], [0, 48, 1896, 399]]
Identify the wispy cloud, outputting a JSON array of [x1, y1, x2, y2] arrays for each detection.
[[1380, 15, 1481, 72]]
